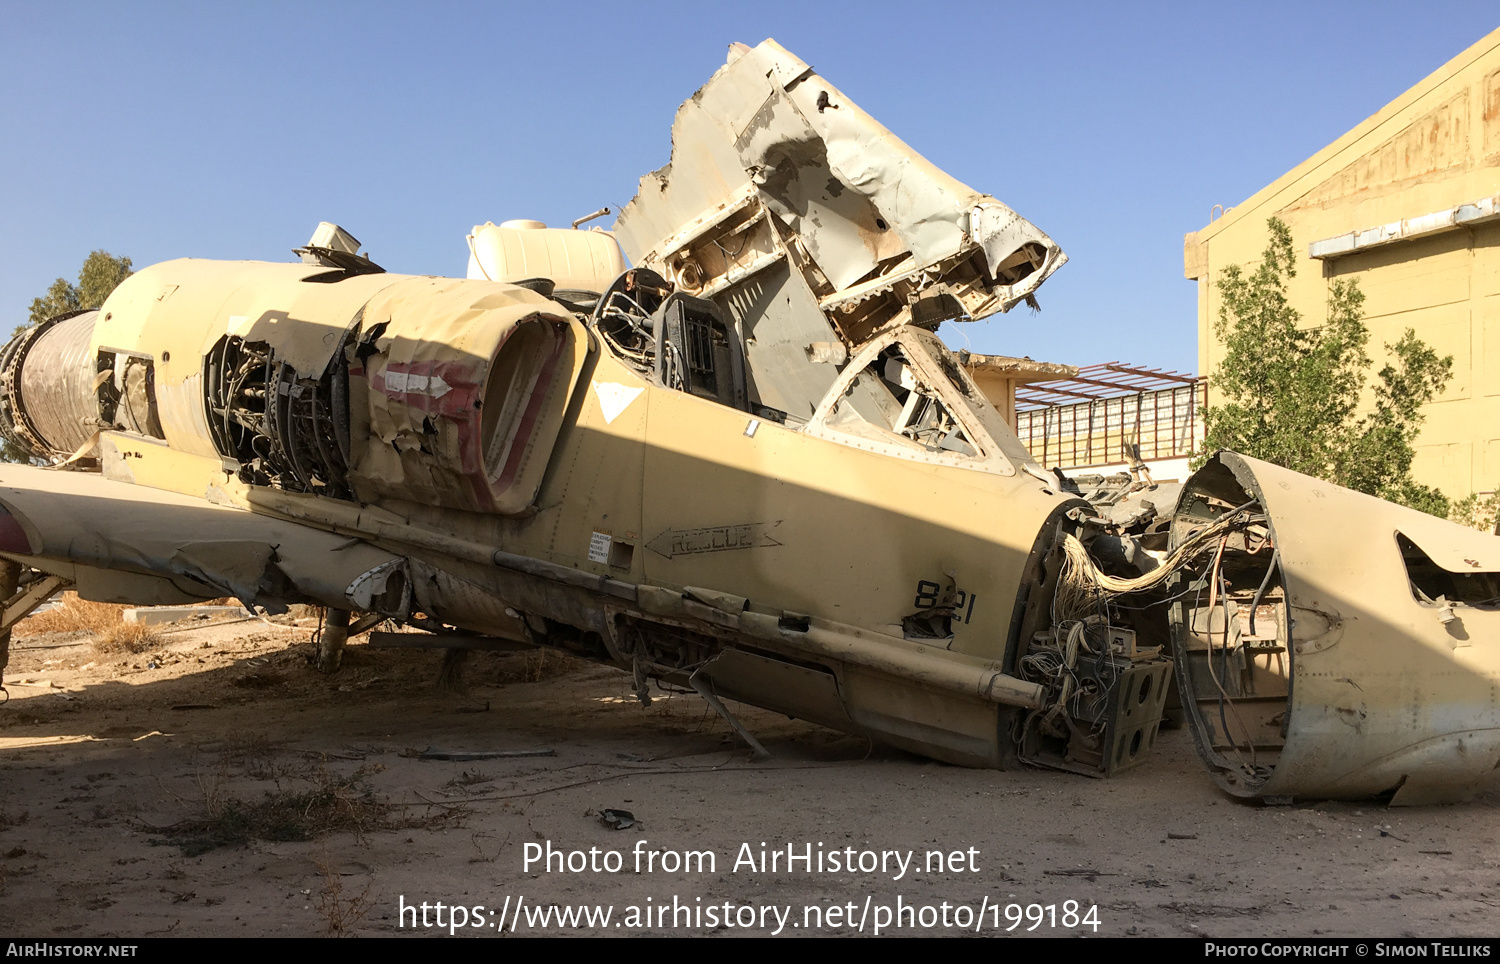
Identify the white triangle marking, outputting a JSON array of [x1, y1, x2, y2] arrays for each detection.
[[593, 382, 644, 424]]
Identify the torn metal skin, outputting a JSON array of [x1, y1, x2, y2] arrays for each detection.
[[0, 39, 1489, 805], [1170, 453, 1500, 806], [613, 39, 1065, 411]]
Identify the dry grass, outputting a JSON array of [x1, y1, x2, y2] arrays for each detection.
[[16, 591, 160, 654], [315, 852, 375, 937], [92, 622, 161, 655], [501, 648, 579, 684], [154, 763, 397, 857], [16, 592, 123, 636], [528, 649, 578, 681]]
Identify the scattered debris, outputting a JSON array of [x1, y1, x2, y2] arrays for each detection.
[[1045, 868, 1117, 877], [444, 769, 494, 789], [598, 809, 636, 831], [232, 669, 286, 689], [417, 747, 556, 761]]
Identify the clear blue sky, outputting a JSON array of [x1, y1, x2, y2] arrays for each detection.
[[2, 2, 1496, 375]]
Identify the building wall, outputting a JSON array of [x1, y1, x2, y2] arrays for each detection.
[[1185, 27, 1500, 497]]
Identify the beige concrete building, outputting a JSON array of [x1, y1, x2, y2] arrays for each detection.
[[963, 353, 1077, 428], [1185, 27, 1500, 498]]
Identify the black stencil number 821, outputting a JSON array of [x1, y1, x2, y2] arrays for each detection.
[[913, 580, 978, 624]]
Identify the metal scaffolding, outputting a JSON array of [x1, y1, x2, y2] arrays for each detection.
[[1014, 363, 1206, 470]]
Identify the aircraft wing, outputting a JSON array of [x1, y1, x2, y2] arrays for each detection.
[[0, 462, 400, 614]]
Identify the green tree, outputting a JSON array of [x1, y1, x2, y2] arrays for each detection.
[[1449, 488, 1500, 532], [1198, 217, 1452, 515], [27, 250, 133, 326]]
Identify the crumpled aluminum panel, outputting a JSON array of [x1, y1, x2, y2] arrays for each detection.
[[347, 277, 586, 515], [615, 40, 1066, 335]]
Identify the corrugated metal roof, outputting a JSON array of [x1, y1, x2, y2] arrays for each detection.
[[1014, 362, 1202, 411]]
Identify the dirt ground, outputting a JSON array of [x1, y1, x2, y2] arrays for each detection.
[[2, 612, 1500, 939]]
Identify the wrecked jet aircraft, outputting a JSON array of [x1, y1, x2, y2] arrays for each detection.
[[0, 39, 1496, 806]]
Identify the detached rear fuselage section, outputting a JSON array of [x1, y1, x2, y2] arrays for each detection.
[[1168, 453, 1500, 805]]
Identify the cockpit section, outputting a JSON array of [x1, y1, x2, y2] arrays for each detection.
[[827, 345, 982, 458], [591, 270, 756, 418], [803, 328, 1026, 475], [583, 267, 1033, 477]]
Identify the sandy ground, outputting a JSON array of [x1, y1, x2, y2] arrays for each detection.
[[3, 615, 1500, 939]]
